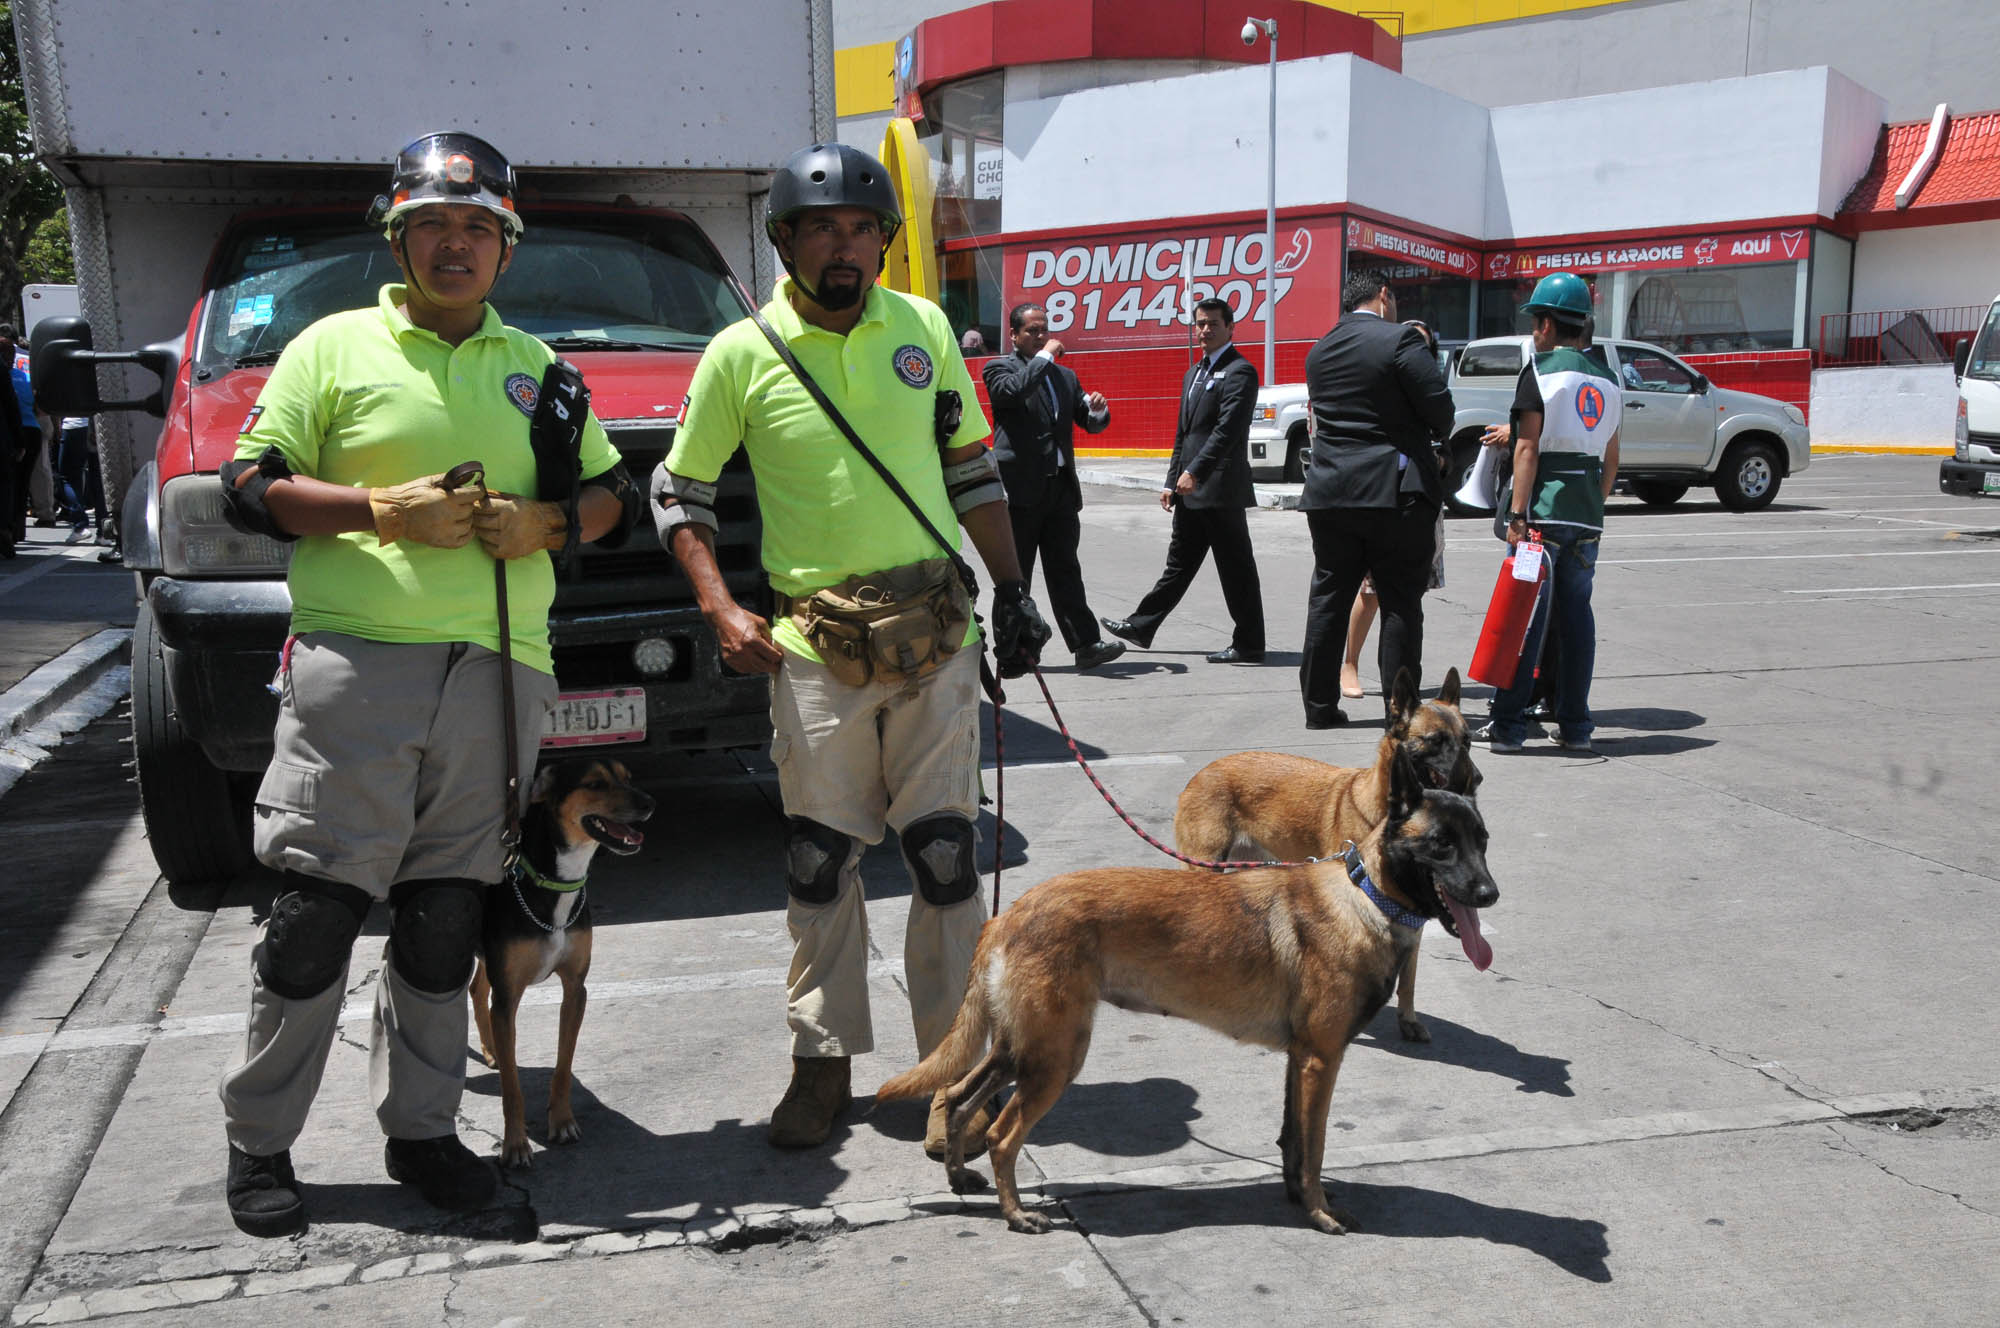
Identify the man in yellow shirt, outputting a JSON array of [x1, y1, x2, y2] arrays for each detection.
[[653, 143, 1048, 1158], [214, 133, 637, 1236]]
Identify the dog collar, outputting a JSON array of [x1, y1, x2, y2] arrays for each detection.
[[506, 854, 587, 894], [1340, 845, 1427, 930]]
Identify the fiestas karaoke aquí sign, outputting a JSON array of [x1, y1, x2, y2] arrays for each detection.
[[1002, 218, 1344, 350], [1486, 226, 1812, 279]]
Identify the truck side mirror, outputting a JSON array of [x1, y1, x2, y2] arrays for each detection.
[[1692, 372, 1710, 393], [1955, 340, 1973, 380], [27, 314, 175, 418]]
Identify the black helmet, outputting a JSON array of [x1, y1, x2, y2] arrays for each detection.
[[367, 131, 523, 241], [765, 143, 902, 246]]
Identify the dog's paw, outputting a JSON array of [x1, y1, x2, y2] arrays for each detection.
[[1397, 1013, 1431, 1043], [548, 1117, 581, 1146], [948, 1167, 991, 1194], [1306, 1208, 1348, 1235], [1005, 1207, 1054, 1235], [499, 1138, 535, 1169]]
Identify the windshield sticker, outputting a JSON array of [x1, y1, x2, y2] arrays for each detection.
[[228, 294, 276, 336], [241, 236, 301, 272], [505, 372, 539, 416], [892, 344, 934, 388]]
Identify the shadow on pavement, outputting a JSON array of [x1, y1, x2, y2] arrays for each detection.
[[862, 1076, 1206, 1160], [1356, 1011, 1575, 1097]]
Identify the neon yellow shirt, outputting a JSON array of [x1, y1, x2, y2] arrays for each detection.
[[667, 278, 990, 657], [237, 285, 619, 674]]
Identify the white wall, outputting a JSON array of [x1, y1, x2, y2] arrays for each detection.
[[1809, 365, 1959, 449], [1485, 68, 1882, 240], [1343, 57, 1490, 242], [1852, 222, 2000, 313]]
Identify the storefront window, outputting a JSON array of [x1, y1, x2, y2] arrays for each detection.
[[1622, 261, 1800, 354], [1347, 255, 1473, 343], [920, 73, 1005, 349], [1476, 276, 1610, 340]]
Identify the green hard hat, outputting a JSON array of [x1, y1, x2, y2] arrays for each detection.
[[1519, 271, 1593, 320]]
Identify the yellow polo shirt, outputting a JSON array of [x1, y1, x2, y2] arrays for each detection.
[[667, 278, 989, 657], [238, 285, 618, 674]]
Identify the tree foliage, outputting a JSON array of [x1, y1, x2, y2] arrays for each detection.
[[0, 2, 69, 317]]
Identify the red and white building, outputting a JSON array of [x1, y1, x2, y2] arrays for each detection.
[[885, 0, 2000, 455]]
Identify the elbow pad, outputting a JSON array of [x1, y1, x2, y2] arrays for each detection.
[[581, 460, 641, 549], [218, 448, 302, 542], [942, 449, 1006, 515], [650, 464, 719, 551]]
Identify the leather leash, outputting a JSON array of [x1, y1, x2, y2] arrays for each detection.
[[440, 460, 523, 852]]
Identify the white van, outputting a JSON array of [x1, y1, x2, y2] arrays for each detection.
[[1942, 293, 2000, 497]]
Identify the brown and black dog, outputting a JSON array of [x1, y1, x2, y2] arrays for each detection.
[[1173, 666, 1480, 1042], [470, 757, 654, 1168], [878, 746, 1497, 1236]]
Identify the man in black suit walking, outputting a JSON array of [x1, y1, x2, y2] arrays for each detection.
[[1103, 298, 1265, 664], [1297, 270, 1455, 727], [984, 303, 1125, 671]]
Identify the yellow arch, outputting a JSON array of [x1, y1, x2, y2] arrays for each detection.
[[879, 118, 938, 301]]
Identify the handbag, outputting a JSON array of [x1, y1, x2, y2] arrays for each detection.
[[788, 558, 970, 689]]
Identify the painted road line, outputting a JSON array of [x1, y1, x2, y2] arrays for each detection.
[[1601, 547, 2000, 565], [1786, 582, 2000, 594]]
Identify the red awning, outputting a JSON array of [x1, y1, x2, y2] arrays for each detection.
[[1839, 109, 2000, 230]]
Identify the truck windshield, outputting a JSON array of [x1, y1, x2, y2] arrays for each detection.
[[197, 214, 750, 370], [1967, 301, 2000, 383]]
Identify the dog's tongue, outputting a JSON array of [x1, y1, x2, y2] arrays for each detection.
[[1446, 899, 1493, 971], [601, 820, 644, 849]]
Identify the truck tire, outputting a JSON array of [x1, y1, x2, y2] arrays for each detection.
[[1283, 425, 1308, 483], [1630, 480, 1689, 508], [1714, 439, 1783, 512], [132, 601, 255, 884]]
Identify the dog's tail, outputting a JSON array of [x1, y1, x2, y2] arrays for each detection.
[[876, 945, 994, 1101]]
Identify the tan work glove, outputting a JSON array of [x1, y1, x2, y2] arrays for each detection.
[[471, 493, 568, 560], [368, 474, 480, 548]]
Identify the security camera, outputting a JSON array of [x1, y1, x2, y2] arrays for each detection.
[[1240, 20, 1258, 45]]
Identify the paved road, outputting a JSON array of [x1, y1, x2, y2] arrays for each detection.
[[2, 455, 1997, 1325]]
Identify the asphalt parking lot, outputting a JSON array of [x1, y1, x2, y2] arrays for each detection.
[[3, 453, 1997, 1325]]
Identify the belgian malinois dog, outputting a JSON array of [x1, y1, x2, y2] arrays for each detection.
[[471, 757, 654, 1168], [877, 747, 1497, 1235], [1173, 667, 1480, 1042]]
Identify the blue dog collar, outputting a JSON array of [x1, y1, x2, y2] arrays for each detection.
[[1341, 845, 1428, 930]]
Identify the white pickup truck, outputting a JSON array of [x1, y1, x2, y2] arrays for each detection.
[[1249, 334, 1812, 511]]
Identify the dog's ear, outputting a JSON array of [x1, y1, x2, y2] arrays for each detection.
[[1388, 741, 1425, 822], [529, 762, 559, 805], [1389, 668, 1418, 726], [1437, 667, 1462, 711]]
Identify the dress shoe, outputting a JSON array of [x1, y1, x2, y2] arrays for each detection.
[[1305, 708, 1349, 730], [1206, 646, 1264, 664], [1100, 617, 1153, 649], [1074, 639, 1126, 671]]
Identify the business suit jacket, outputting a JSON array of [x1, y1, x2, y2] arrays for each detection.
[[983, 351, 1110, 510], [1299, 312, 1454, 510], [1168, 344, 1258, 510]]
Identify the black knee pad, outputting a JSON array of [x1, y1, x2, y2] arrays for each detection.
[[785, 817, 853, 906], [386, 878, 486, 994], [901, 813, 979, 906], [257, 874, 372, 1000]]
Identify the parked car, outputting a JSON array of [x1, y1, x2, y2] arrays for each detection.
[[1446, 335, 1811, 512], [1940, 291, 2000, 498]]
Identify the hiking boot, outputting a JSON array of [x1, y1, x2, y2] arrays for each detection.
[[226, 1145, 305, 1237], [384, 1134, 497, 1211], [924, 1088, 994, 1162], [767, 1055, 851, 1149]]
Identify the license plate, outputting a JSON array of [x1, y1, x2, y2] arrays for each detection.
[[543, 687, 646, 748], [1984, 472, 2000, 493]]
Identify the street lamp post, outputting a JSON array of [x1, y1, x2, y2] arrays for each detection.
[[1242, 17, 1278, 383]]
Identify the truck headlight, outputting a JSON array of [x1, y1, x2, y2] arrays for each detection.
[[1956, 398, 1970, 461], [1254, 404, 1276, 424], [1783, 404, 1807, 427], [160, 473, 292, 577]]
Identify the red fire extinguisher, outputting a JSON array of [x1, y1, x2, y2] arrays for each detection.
[[1468, 533, 1547, 690]]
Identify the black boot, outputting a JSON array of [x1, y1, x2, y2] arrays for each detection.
[[227, 1145, 305, 1237], [384, 1134, 497, 1210]]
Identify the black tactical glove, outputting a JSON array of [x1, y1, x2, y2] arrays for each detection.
[[990, 579, 1052, 679]]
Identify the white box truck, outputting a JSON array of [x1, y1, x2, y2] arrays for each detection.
[[15, 0, 835, 882]]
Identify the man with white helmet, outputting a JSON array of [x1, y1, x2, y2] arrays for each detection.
[[213, 131, 639, 1235]]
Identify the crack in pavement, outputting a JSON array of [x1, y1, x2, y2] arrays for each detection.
[[1818, 1122, 2000, 1222]]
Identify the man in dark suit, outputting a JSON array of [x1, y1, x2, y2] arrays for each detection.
[[1297, 270, 1456, 727], [1103, 298, 1265, 664], [983, 303, 1124, 671]]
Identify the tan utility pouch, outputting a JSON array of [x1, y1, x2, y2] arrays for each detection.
[[791, 558, 970, 688]]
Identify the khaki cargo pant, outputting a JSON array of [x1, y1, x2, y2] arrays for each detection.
[[771, 645, 984, 1061], [219, 633, 555, 1155]]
